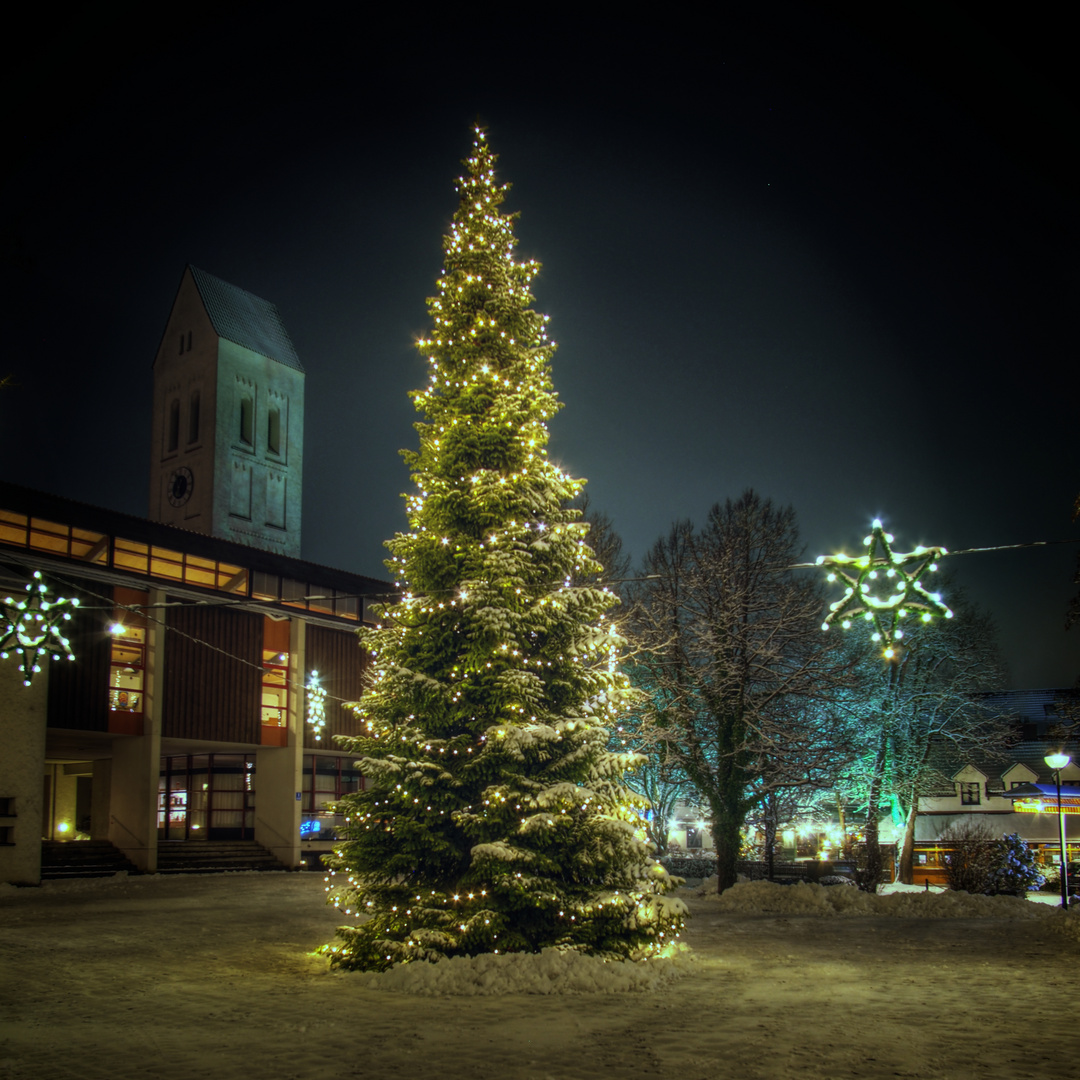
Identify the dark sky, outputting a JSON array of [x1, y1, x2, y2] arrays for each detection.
[[2, 4, 1076, 688]]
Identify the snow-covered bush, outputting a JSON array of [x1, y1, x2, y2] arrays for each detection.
[[939, 820, 997, 893], [986, 833, 1046, 896]]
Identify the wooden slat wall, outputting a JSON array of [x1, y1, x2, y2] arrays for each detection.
[[305, 625, 367, 746], [47, 602, 111, 731], [163, 604, 262, 743]]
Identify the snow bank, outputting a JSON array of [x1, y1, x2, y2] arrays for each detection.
[[345, 944, 693, 996], [690, 878, 1060, 920]]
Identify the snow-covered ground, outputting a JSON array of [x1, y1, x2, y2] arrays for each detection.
[[2, 872, 1078, 1079]]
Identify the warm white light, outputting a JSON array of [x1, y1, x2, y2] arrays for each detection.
[[1045, 752, 1071, 771]]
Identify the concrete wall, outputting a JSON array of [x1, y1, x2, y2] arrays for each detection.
[[254, 619, 305, 867], [149, 267, 218, 530], [0, 663, 48, 885], [213, 341, 304, 557], [107, 588, 164, 871]]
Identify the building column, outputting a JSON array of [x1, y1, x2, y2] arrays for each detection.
[[0, 662, 48, 886], [108, 589, 164, 871], [254, 618, 304, 868]]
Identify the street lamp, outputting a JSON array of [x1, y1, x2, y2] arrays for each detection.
[[1044, 752, 1071, 909]]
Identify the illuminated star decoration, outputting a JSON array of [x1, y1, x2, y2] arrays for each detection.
[[815, 519, 952, 659], [306, 670, 327, 741], [0, 571, 79, 686]]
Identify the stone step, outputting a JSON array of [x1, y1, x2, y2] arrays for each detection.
[[40, 840, 140, 879], [156, 840, 286, 874]]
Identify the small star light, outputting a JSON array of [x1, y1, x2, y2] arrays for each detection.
[[0, 571, 79, 686], [306, 670, 327, 741], [815, 519, 952, 658]]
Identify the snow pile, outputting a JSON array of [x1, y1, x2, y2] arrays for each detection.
[[692, 878, 1057, 920], [345, 944, 693, 996]]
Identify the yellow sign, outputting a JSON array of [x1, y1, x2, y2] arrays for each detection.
[[1012, 798, 1080, 815]]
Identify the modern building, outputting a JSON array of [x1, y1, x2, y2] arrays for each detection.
[[0, 269, 390, 886]]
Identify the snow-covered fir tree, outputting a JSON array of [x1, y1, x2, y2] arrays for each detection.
[[323, 128, 684, 971]]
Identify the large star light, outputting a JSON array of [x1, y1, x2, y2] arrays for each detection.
[[816, 520, 952, 658], [0, 571, 79, 686]]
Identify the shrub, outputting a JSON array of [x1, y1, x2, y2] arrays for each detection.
[[939, 820, 998, 893], [986, 832, 1046, 896]]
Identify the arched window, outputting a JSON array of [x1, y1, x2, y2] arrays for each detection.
[[188, 390, 200, 444], [240, 395, 253, 446], [267, 406, 281, 455], [167, 398, 180, 453]]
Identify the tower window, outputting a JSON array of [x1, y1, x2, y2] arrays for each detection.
[[267, 406, 281, 455], [240, 396, 253, 446], [188, 390, 200, 444], [167, 398, 180, 453]]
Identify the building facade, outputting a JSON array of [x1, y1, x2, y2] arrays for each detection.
[[1, 269, 387, 886]]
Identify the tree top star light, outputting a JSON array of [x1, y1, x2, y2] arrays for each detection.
[[815, 519, 952, 658], [0, 571, 79, 686]]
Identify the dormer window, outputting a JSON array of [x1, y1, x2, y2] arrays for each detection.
[[960, 782, 981, 805]]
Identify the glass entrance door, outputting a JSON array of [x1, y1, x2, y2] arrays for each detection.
[[158, 755, 255, 840]]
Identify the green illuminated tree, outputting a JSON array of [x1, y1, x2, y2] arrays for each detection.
[[323, 129, 684, 971]]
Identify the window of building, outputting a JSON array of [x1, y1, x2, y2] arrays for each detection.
[[252, 571, 280, 602], [261, 649, 289, 729], [334, 592, 359, 621], [281, 578, 307, 609], [109, 626, 145, 716], [240, 395, 254, 446], [300, 754, 364, 841], [267, 405, 281, 455], [685, 827, 703, 849], [167, 398, 180, 453], [188, 390, 200, 443], [113, 537, 150, 575], [960, 782, 981, 805], [158, 754, 254, 841]]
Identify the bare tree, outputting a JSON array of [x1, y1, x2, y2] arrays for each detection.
[[629, 491, 858, 892], [837, 586, 1010, 885]]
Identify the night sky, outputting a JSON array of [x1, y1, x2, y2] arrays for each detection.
[[2, 5, 1076, 688]]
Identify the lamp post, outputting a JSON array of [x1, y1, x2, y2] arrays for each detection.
[[1044, 752, 1071, 909]]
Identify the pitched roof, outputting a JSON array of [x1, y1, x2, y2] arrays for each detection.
[[189, 266, 304, 372]]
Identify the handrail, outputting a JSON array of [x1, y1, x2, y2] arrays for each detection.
[[109, 814, 145, 847], [255, 816, 294, 852]]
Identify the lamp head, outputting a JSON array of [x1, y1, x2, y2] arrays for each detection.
[[1044, 752, 1071, 771]]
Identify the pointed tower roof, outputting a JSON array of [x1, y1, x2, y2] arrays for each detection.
[[189, 266, 304, 372]]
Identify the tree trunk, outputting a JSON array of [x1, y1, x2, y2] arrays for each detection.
[[898, 804, 917, 885], [713, 811, 742, 893], [763, 805, 777, 881]]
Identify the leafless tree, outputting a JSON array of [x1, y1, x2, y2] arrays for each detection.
[[836, 586, 1010, 885], [628, 491, 859, 892]]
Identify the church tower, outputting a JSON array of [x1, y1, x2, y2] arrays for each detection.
[[149, 266, 305, 558]]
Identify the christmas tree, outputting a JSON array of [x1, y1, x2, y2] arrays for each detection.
[[322, 128, 684, 971]]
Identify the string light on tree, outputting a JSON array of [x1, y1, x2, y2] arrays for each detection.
[[816, 519, 952, 658], [0, 571, 79, 686], [321, 127, 684, 972]]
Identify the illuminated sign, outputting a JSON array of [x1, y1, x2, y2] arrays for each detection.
[[1012, 798, 1080, 815]]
